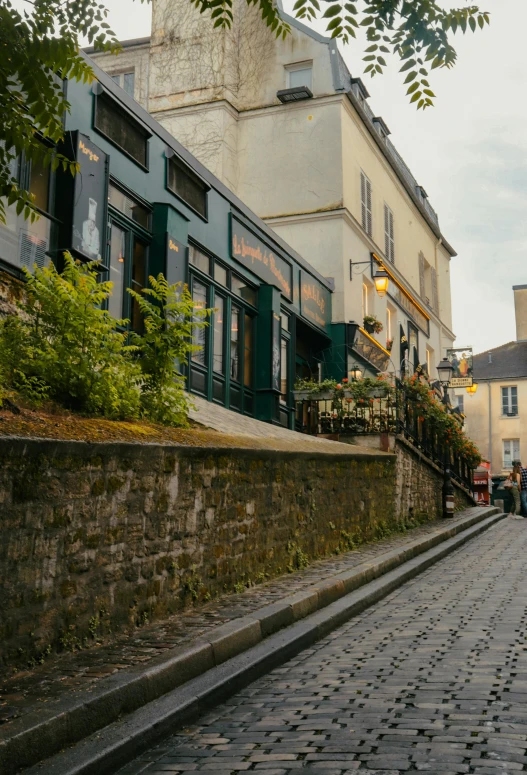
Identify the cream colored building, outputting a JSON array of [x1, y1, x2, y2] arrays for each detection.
[[87, 0, 457, 379], [455, 285, 527, 476]]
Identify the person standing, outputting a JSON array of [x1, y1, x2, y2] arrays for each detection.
[[519, 460, 527, 516], [508, 463, 522, 516]]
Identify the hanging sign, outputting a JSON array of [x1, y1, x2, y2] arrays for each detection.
[[300, 271, 331, 332], [71, 133, 108, 262], [231, 216, 292, 300], [447, 347, 474, 387]]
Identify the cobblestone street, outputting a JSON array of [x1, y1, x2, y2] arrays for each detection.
[[119, 518, 527, 775]]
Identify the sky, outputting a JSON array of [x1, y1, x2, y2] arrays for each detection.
[[85, 0, 524, 355]]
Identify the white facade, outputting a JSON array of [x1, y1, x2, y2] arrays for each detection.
[[87, 0, 456, 379]]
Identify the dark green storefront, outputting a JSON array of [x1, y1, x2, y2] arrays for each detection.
[[0, 59, 333, 430]]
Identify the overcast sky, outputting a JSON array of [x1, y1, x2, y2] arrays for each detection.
[[90, 0, 522, 355]]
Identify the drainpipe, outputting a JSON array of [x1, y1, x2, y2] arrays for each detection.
[[488, 380, 492, 473]]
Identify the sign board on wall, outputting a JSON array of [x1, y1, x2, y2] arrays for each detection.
[[165, 234, 187, 285], [300, 271, 331, 333], [389, 285, 430, 335], [447, 347, 473, 387], [71, 133, 108, 262], [231, 216, 292, 300]]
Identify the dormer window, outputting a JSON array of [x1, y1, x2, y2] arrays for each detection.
[[286, 62, 312, 90]]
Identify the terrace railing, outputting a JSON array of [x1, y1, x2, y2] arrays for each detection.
[[294, 380, 473, 491]]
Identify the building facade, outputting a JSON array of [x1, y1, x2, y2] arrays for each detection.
[[0, 60, 334, 430], [455, 286, 527, 475], [87, 0, 457, 381]]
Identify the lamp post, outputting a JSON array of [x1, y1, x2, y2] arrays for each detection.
[[348, 363, 364, 381], [437, 357, 454, 518]]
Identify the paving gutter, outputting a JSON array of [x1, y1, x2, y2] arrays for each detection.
[[3, 506, 503, 775]]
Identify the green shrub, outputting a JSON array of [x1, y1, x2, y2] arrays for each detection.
[[0, 253, 141, 419], [129, 274, 211, 426]]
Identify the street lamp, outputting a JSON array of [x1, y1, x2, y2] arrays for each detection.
[[373, 268, 389, 298], [348, 363, 364, 381], [349, 254, 390, 298], [466, 383, 478, 396], [436, 356, 454, 519], [436, 357, 453, 386]]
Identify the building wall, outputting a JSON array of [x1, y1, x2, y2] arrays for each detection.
[[457, 379, 527, 476]]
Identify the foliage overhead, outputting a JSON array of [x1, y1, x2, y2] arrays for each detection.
[[0, 0, 120, 225]]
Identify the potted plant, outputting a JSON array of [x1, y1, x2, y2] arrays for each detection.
[[386, 338, 393, 352], [363, 315, 383, 334]]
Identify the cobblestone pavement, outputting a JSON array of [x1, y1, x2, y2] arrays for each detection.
[[118, 517, 527, 775], [0, 511, 482, 729]]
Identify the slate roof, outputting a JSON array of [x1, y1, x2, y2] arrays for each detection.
[[473, 340, 527, 380]]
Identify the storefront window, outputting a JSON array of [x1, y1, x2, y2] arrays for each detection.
[[29, 155, 50, 212], [192, 280, 207, 365], [213, 295, 225, 373], [131, 238, 146, 331], [231, 306, 240, 381], [108, 184, 150, 230], [189, 246, 211, 275], [280, 338, 289, 404], [108, 224, 126, 319], [244, 314, 253, 387], [215, 263, 228, 287], [232, 275, 257, 307]]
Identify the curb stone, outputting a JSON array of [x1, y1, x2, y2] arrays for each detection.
[[0, 506, 501, 775]]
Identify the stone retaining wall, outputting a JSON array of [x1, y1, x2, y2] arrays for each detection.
[[0, 439, 397, 665], [0, 436, 474, 665]]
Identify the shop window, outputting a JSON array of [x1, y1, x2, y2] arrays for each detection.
[[426, 345, 434, 377], [213, 295, 225, 373], [191, 279, 208, 366], [280, 338, 289, 404], [232, 275, 257, 307], [502, 386, 518, 417], [108, 184, 151, 230], [189, 245, 211, 275], [244, 314, 253, 388], [408, 323, 418, 354], [215, 263, 228, 287], [456, 395, 464, 414], [131, 238, 147, 332], [503, 439, 520, 469], [110, 71, 135, 99], [281, 311, 290, 332], [29, 154, 51, 213], [94, 92, 149, 168], [167, 156, 208, 218], [108, 223, 126, 320], [230, 306, 240, 382]]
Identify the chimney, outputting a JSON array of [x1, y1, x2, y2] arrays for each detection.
[[513, 285, 527, 341]]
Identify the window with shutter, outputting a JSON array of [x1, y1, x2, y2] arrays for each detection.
[[360, 171, 372, 236], [384, 204, 394, 263], [418, 252, 425, 299], [431, 266, 439, 313], [502, 386, 518, 416], [503, 439, 520, 469]]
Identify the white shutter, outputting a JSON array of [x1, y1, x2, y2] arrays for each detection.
[[419, 252, 425, 299], [361, 171, 372, 236], [384, 204, 395, 263], [431, 266, 439, 313]]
